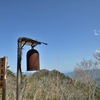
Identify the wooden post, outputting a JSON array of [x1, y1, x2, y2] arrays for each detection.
[[16, 38, 22, 100], [0, 57, 7, 100], [2, 80, 6, 100]]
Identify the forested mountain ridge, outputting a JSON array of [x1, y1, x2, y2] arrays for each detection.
[[0, 69, 100, 100]]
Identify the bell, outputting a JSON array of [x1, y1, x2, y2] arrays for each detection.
[[26, 49, 40, 71]]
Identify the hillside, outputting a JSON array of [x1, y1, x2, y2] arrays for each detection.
[[1, 69, 100, 100]]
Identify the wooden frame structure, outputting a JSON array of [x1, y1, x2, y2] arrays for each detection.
[[16, 37, 47, 100]]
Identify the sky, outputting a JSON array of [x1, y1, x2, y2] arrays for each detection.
[[0, 0, 100, 73]]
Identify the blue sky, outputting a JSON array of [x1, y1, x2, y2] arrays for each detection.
[[0, 0, 100, 73]]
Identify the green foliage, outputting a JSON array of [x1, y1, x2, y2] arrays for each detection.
[[7, 69, 15, 77]]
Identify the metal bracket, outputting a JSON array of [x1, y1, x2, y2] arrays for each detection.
[[21, 41, 27, 48]]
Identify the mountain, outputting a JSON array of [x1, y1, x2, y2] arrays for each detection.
[[14, 71, 35, 76], [66, 69, 100, 78], [4, 69, 100, 100], [65, 69, 100, 88], [65, 71, 74, 78]]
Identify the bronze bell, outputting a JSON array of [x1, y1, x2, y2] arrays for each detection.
[[26, 49, 40, 71]]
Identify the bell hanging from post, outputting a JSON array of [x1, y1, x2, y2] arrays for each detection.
[[26, 48, 40, 71]]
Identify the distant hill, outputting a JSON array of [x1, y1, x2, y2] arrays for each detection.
[[4, 69, 100, 100], [14, 71, 34, 76], [65, 69, 100, 78], [65, 71, 74, 78], [65, 69, 100, 87]]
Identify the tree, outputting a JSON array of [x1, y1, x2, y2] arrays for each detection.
[[7, 69, 15, 77], [74, 59, 100, 100], [94, 50, 100, 62]]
